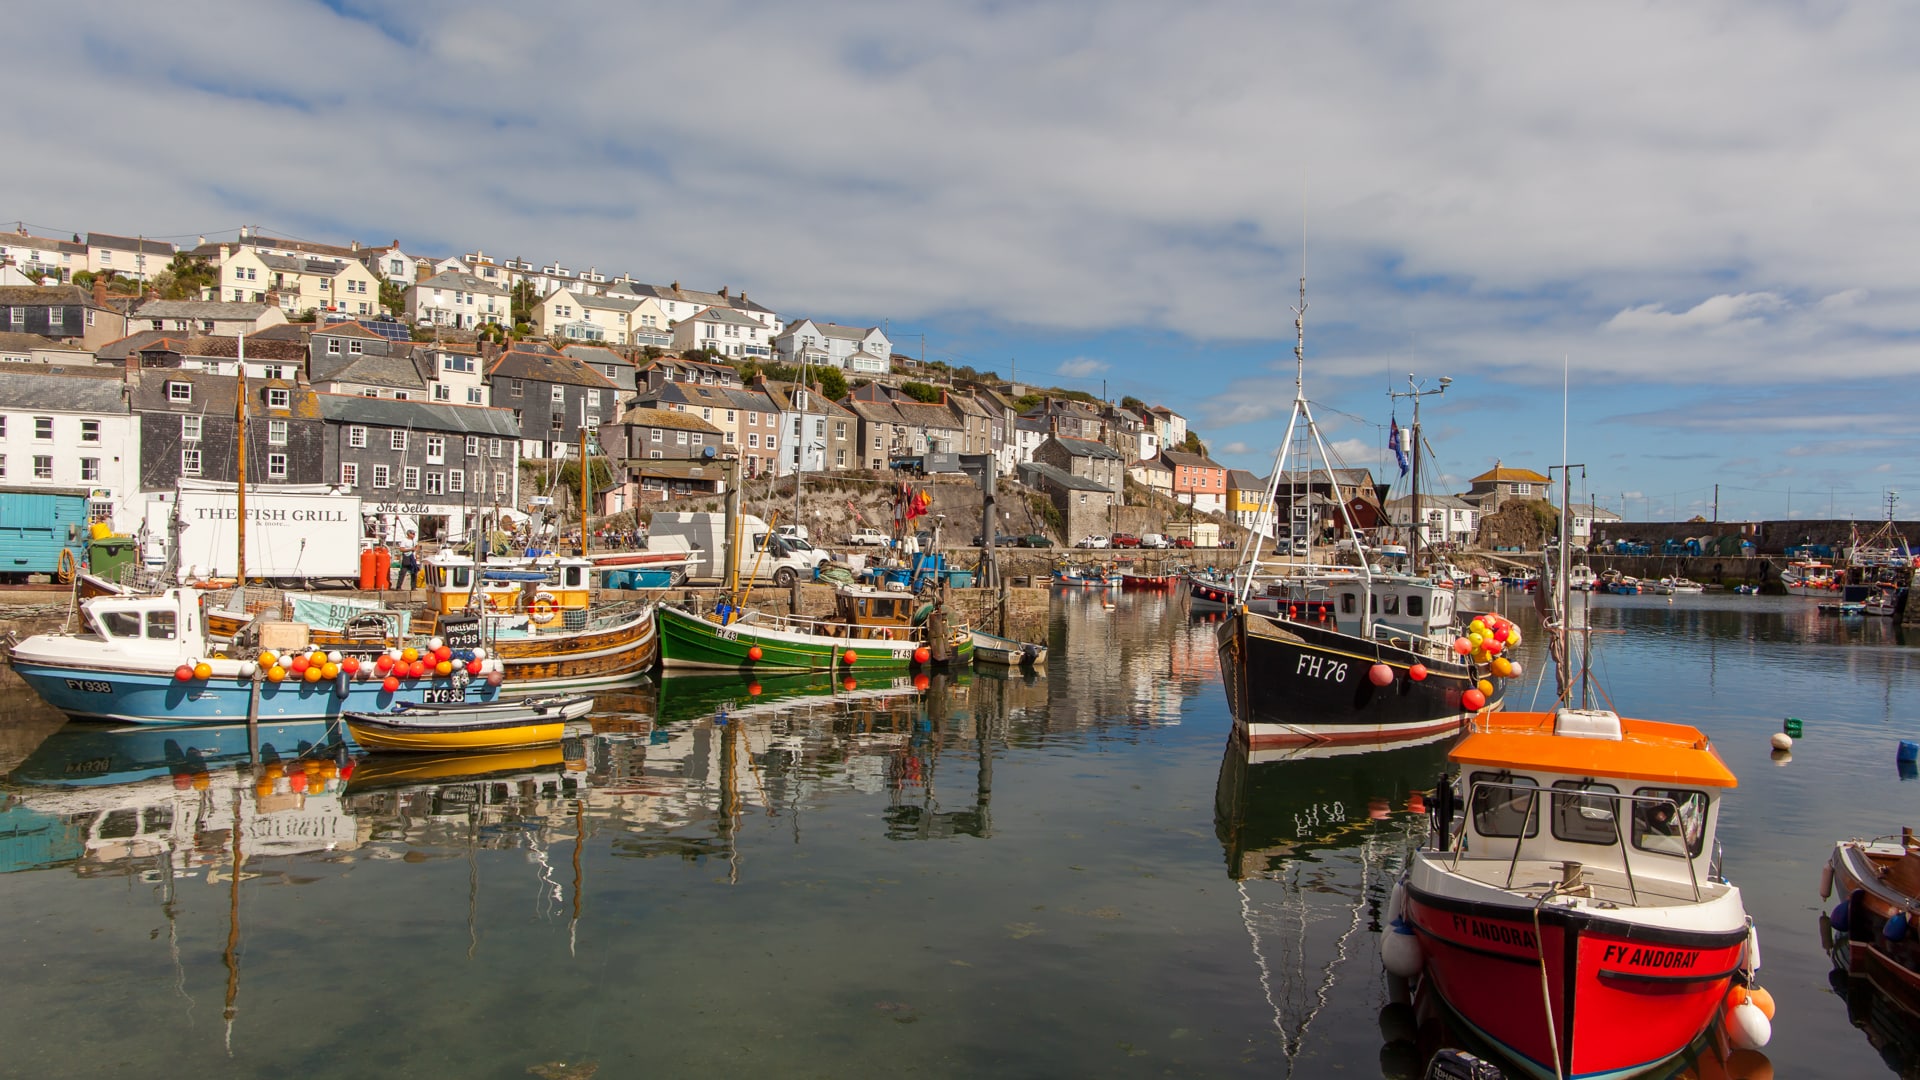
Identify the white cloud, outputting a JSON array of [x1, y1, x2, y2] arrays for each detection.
[[1603, 293, 1787, 334], [1055, 357, 1110, 378], [1217, 441, 1252, 455]]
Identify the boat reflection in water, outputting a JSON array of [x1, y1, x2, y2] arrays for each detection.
[[1213, 731, 1455, 1075]]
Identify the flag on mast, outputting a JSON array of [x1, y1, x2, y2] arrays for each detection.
[[1388, 416, 1409, 477]]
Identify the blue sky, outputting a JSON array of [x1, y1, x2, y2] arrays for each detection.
[[8, 1, 1918, 521]]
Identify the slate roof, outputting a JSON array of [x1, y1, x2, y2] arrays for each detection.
[[1050, 435, 1122, 460], [96, 329, 184, 362], [0, 331, 85, 355], [312, 321, 386, 340], [1021, 461, 1111, 493], [249, 324, 312, 343], [487, 348, 616, 388], [688, 305, 762, 329], [86, 233, 175, 257], [0, 362, 128, 412], [1272, 467, 1379, 489], [570, 292, 638, 313], [1386, 494, 1476, 512], [1161, 450, 1225, 470], [184, 334, 310, 364], [0, 284, 102, 309], [620, 282, 774, 316], [130, 369, 320, 420], [310, 351, 428, 389], [133, 299, 276, 321], [316, 394, 519, 437], [416, 270, 510, 296], [1226, 470, 1266, 491], [723, 387, 779, 414], [616, 405, 724, 434]]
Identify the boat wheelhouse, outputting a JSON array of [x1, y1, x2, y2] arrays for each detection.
[[1397, 707, 1759, 1080]]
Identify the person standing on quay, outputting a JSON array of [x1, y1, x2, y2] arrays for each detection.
[[396, 531, 420, 591]]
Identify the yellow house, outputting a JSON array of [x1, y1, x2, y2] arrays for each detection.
[[220, 246, 385, 317], [1226, 469, 1273, 534]]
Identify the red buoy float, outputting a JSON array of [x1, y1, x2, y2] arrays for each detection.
[[1369, 663, 1394, 686], [174, 665, 194, 682], [842, 649, 858, 665], [1408, 663, 1428, 681], [1462, 688, 1487, 711], [914, 646, 931, 664], [747, 645, 763, 662]]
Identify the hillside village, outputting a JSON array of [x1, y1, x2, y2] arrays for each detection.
[[0, 226, 1594, 551]]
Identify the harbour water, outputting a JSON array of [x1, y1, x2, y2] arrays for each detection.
[[0, 588, 1915, 1077]]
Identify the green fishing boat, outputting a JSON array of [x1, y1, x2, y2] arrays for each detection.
[[656, 587, 973, 673]]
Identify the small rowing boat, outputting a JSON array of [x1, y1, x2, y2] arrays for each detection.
[[345, 695, 595, 752], [969, 629, 1046, 668]]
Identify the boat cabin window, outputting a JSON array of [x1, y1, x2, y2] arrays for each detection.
[[1382, 594, 1400, 615], [447, 566, 472, 589], [1341, 593, 1356, 614], [1406, 595, 1424, 617], [1469, 772, 1539, 838], [1550, 780, 1619, 845], [1631, 788, 1708, 857], [99, 610, 142, 638], [146, 610, 177, 640], [563, 566, 583, 588]]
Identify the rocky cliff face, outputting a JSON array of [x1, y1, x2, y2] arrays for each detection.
[[1476, 499, 1559, 549]]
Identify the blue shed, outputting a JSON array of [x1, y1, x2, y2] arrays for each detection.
[[0, 487, 91, 581]]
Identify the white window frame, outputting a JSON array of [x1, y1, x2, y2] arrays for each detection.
[[168, 381, 192, 403], [181, 447, 201, 476], [80, 419, 100, 443], [267, 419, 288, 446], [390, 431, 407, 451], [340, 462, 358, 486], [182, 416, 202, 442], [266, 388, 290, 409], [266, 452, 288, 480], [402, 466, 420, 490], [349, 425, 366, 448], [372, 464, 391, 488]]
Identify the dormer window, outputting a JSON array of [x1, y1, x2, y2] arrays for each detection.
[[266, 388, 290, 409], [167, 381, 191, 403]]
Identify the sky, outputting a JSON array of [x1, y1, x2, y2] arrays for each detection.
[[6, 1, 1918, 522]]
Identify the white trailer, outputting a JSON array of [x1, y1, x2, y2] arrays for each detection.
[[163, 481, 364, 584]]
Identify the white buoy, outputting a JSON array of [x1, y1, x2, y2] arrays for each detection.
[[1770, 732, 1793, 751], [1727, 1001, 1772, 1049], [1383, 919, 1424, 977]]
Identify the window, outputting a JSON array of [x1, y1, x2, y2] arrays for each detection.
[[372, 464, 390, 488], [266, 452, 287, 479], [168, 381, 191, 403], [181, 448, 201, 476], [433, 385, 451, 402], [510, 379, 523, 397], [764, 434, 774, 451], [390, 431, 407, 451], [442, 354, 475, 374], [1407, 595, 1424, 617], [465, 436, 479, 456], [1469, 772, 1540, 839], [587, 388, 600, 407], [0, 454, 5, 476], [402, 466, 419, 490], [349, 340, 364, 355], [363, 389, 379, 398], [747, 433, 758, 448], [32, 455, 52, 480], [393, 392, 409, 401], [266, 388, 289, 409], [88, 500, 111, 523], [80, 458, 99, 481], [835, 448, 846, 467], [425, 472, 444, 495], [468, 387, 485, 405], [490, 438, 503, 458], [1631, 789, 1708, 857], [34, 416, 52, 440], [425, 435, 444, 463], [701, 407, 711, 420], [182, 416, 202, 442], [449, 469, 464, 493], [648, 450, 662, 460], [1340, 592, 1356, 614], [340, 462, 358, 486], [349, 425, 366, 448], [1550, 781, 1620, 845], [1512, 484, 1532, 496], [494, 471, 507, 497], [327, 339, 341, 354], [551, 385, 565, 405], [1382, 594, 1400, 615], [746, 412, 755, 426], [675, 431, 688, 446], [268, 419, 288, 445]]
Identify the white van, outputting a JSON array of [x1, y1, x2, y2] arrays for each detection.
[[649, 512, 830, 586], [1140, 533, 1169, 549]]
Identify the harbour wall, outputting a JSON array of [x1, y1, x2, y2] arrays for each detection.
[[1591, 518, 1920, 555]]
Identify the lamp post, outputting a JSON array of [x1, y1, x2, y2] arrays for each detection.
[[1388, 373, 1449, 570]]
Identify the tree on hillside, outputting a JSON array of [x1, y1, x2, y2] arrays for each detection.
[[155, 253, 218, 300], [1013, 393, 1044, 412], [812, 367, 848, 401], [379, 279, 406, 316], [1178, 431, 1208, 456], [1120, 395, 1146, 412], [510, 280, 537, 328], [899, 381, 943, 403]]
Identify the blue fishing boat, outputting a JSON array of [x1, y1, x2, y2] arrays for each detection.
[[3, 588, 503, 726]]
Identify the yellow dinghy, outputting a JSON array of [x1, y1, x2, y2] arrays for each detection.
[[346, 695, 595, 753]]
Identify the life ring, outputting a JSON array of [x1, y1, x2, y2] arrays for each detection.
[[56, 548, 76, 584], [879, 628, 894, 640], [529, 593, 559, 624]]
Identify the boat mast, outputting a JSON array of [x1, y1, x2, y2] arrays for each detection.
[[235, 333, 247, 586], [579, 424, 589, 555], [1389, 374, 1450, 576]]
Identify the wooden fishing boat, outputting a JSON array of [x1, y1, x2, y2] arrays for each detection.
[[969, 629, 1046, 667], [345, 695, 594, 752], [1395, 708, 1764, 1080], [1825, 828, 1920, 1013], [657, 587, 972, 672]]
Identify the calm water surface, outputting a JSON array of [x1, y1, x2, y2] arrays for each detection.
[[0, 589, 1915, 1078]]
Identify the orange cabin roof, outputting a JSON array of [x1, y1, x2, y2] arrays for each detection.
[[1450, 710, 1738, 789]]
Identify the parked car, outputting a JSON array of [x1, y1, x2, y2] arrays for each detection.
[[1077, 535, 1111, 549], [972, 534, 1018, 546], [1110, 533, 1141, 548], [1140, 533, 1169, 549], [1018, 534, 1051, 548], [846, 528, 890, 546], [1171, 537, 1195, 549]]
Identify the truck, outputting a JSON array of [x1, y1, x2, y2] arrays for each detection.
[[157, 481, 364, 585], [648, 512, 830, 587]]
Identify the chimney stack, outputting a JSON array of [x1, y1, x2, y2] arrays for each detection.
[[719, 286, 729, 299], [415, 263, 432, 283], [92, 277, 107, 308]]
